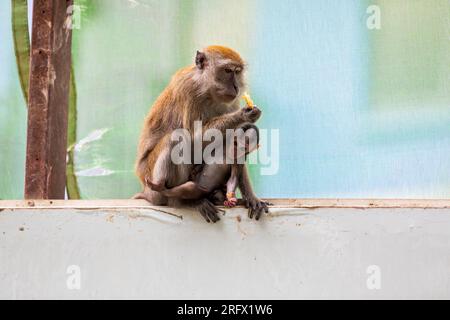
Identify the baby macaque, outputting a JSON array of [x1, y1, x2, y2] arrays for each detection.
[[147, 122, 259, 208]]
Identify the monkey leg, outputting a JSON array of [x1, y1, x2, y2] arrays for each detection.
[[133, 185, 168, 206], [146, 178, 166, 192], [132, 193, 146, 200], [155, 171, 224, 223], [149, 137, 173, 189], [167, 180, 223, 223], [159, 181, 208, 200], [208, 189, 226, 205], [195, 164, 230, 191], [142, 133, 192, 193]]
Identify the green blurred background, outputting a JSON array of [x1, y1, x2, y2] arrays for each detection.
[[1, 0, 450, 199]]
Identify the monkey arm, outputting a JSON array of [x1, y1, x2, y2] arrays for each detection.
[[238, 165, 256, 200], [202, 107, 262, 134], [238, 165, 269, 220], [135, 126, 169, 183], [203, 110, 245, 134]]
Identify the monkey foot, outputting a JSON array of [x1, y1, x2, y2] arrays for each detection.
[[196, 199, 221, 223], [224, 198, 238, 208], [132, 192, 152, 203]]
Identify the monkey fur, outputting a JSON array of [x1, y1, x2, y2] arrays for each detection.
[[134, 46, 269, 222]]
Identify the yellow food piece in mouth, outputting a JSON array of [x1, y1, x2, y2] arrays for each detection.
[[242, 92, 255, 109]]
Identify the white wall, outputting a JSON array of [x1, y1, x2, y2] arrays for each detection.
[[1, 205, 450, 299]]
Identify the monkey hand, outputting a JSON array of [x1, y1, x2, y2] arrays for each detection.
[[245, 196, 270, 221], [224, 197, 238, 208], [240, 105, 261, 123]]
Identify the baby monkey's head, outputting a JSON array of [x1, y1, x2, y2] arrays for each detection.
[[233, 123, 259, 160]]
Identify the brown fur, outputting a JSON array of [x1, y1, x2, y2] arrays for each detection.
[[136, 47, 245, 185], [205, 45, 245, 65], [135, 46, 268, 221]]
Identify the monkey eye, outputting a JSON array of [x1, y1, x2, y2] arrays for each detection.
[[225, 68, 233, 74]]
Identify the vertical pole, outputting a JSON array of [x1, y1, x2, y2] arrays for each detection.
[[24, 0, 73, 199]]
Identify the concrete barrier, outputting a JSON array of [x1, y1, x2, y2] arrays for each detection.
[[1, 200, 450, 299]]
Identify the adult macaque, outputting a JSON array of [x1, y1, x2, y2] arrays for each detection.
[[135, 45, 269, 222], [147, 123, 267, 221]]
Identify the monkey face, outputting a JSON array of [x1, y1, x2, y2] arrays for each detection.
[[233, 126, 259, 160], [196, 48, 246, 104], [212, 64, 245, 103]]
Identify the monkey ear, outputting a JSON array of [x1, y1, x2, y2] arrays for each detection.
[[195, 51, 207, 70]]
